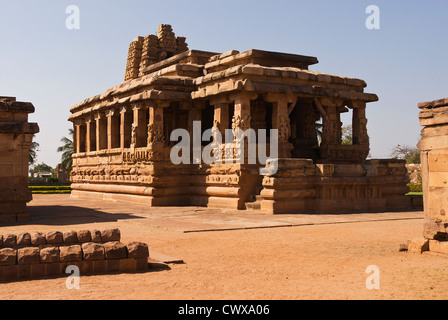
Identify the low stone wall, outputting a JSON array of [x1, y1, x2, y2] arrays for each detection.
[[0, 228, 149, 282]]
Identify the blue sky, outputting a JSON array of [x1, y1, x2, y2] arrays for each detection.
[[1, 0, 447, 167]]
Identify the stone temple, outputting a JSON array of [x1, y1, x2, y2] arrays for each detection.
[[68, 24, 412, 214]]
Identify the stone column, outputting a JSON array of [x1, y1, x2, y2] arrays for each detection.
[[232, 92, 258, 162], [74, 120, 81, 154], [74, 120, 86, 153], [132, 103, 148, 148], [214, 103, 230, 138], [318, 98, 344, 161], [147, 100, 166, 147], [266, 93, 293, 158], [106, 108, 120, 149], [120, 106, 133, 149], [95, 112, 107, 151], [351, 101, 369, 146], [85, 117, 96, 152]]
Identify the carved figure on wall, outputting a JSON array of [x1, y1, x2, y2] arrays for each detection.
[[131, 124, 137, 148], [279, 115, 291, 142]]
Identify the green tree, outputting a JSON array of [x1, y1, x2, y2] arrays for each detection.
[[57, 128, 74, 173], [30, 162, 54, 178], [391, 145, 421, 164], [29, 137, 40, 165], [341, 125, 353, 145]]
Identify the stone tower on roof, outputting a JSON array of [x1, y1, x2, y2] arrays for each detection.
[[124, 24, 189, 81]]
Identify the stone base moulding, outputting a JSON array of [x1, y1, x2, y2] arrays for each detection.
[[0, 228, 150, 282]]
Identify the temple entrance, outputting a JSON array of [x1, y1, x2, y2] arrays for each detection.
[[289, 98, 321, 161]]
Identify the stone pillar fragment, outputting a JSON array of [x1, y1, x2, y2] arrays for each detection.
[[418, 98, 448, 241], [0, 97, 39, 223]]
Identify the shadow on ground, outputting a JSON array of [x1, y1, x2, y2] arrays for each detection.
[[24, 205, 144, 226]]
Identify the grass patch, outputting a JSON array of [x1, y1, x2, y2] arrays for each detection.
[[29, 186, 71, 194], [407, 192, 423, 196]]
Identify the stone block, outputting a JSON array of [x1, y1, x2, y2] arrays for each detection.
[[106, 259, 120, 273], [77, 230, 91, 243], [136, 258, 148, 271], [0, 235, 2, 247], [101, 228, 121, 242], [79, 261, 94, 274], [17, 247, 40, 265], [0, 214, 17, 224], [93, 260, 107, 273], [407, 239, 429, 254], [40, 246, 60, 263], [104, 241, 127, 259], [91, 230, 102, 243], [30, 263, 46, 278], [1, 265, 18, 281], [423, 220, 448, 240], [127, 242, 149, 259], [3, 234, 16, 247], [0, 248, 17, 266], [119, 258, 136, 272], [82, 242, 105, 261], [30, 232, 46, 246], [63, 230, 78, 244], [18, 264, 32, 280], [16, 232, 31, 246], [46, 231, 63, 245], [429, 240, 448, 255], [46, 263, 63, 277], [60, 245, 82, 262]]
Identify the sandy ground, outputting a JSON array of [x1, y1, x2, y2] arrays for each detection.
[[0, 194, 446, 300]]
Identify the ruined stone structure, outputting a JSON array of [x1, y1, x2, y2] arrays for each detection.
[[69, 24, 411, 214], [0, 97, 39, 223], [409, 97, 448, 254]]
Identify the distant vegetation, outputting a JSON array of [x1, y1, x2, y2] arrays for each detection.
[[29, 186, 71, 194]]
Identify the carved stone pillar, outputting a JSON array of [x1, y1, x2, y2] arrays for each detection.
[[214, 103, 229, 138], [85, 117, 96, 152], [147, 100, 166, 147], [74, 120, 82, 154], [132, 103, 148, 148], [232, 92, 258, 162], [106, 108, 120, 149], [351, 101, 369, 146], [120, 106, 133, 149], [266, 93, 293, 158], [94, 112, 107, 151]]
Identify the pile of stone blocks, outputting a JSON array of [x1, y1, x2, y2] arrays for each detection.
[[0, 228, 149, 282]]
